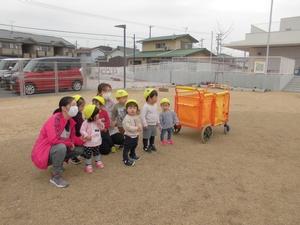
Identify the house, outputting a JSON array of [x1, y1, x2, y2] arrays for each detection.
[[77, 45, 139, 67], [76, 45, 113, 63], [224, 16, 300, 71], [127, 34, 213, 64], [0, 29, 75, 58], [107, 46, 139, 59]]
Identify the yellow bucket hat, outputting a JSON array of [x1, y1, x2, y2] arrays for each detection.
[[115, 89, 129, 98], [125, 99, 138, 108], [160, 98, 170, 105], [83, 104, 97, 119], [144, 88, 155, 99], [72, 94, 82, 102], [92, 96, 105, 105]]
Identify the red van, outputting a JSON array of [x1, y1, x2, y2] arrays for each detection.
[[11, 57, 83, 95]]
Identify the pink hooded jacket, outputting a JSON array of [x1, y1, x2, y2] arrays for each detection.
[[31, 112, 83, 170]]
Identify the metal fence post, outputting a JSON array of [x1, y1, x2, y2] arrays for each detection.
[[82, 63, 88, 90], [54, 62, 58, 94], [19, 60, 25, 97], [97, 62, 100, 85]]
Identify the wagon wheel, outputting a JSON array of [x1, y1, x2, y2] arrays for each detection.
[[201, 126, 213, 143], [173, 124, 182, 134], [224, 124, 230, 135]]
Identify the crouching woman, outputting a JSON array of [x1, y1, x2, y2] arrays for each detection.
[[31, 96, 84, 188]]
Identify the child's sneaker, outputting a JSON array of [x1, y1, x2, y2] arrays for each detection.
[[161, 140, 168, 145], [149, 145, 157, 151], [143, 146, 151, 153], [167, 139, 174, 145], [85, 165, 93, 173], [95, 161, 104, 169], [50, 175, 69, 188], [70, 157, 81, 165], [130, 155, 140, 161], [123, 159, 135, 166]]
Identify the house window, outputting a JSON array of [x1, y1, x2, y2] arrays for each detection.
[[41, 46, 49, 51], [156, 43, 166, 49], [2, 43, 11, 48]]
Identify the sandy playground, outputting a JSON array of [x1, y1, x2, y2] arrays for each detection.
[[0, 88, 300, 225]]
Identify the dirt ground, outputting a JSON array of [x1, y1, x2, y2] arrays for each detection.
[[0, 89, 300, 225]]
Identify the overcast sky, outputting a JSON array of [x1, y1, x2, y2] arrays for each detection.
[[0, 0, 299, 55]]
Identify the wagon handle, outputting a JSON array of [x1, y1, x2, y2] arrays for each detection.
[[175, 86, 205, 95]]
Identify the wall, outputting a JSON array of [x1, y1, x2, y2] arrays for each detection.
[[142, 40, 177, 51], [280, 16, 300, 31], [249, 46, 300, 69], [91, 49, 105, 61], [132, 69, 293, 91]]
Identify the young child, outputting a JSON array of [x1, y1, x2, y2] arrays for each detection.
[[70, 94, 86, 164], [122, 99, 142, 166], [141, 88, 160, 153], [159, 98, 179, 145], [97, 83, 114, 113], [80, 104, 105, 173], [92, 96, 112, 155], [112, 89, 128, 134], [97, 83, 124, 152]]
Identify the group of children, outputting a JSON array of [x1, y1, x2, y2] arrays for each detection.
[[71, 83, 180, 171]]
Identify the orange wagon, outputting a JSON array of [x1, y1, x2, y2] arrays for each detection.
[[174, 86, 230, 143]]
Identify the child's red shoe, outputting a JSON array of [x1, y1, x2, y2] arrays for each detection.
[[161, 140, 168, 145], [167, 139, 174, 145], [85, 165, 93, 173], [95, 161, 104, 169]]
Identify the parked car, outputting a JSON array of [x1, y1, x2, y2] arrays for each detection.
[[3, 58, 30, 90], [11, 57, 83, 95], [0, 58, 19, 87]]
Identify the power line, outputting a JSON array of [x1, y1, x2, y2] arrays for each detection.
[[19, 0, 210, 35], [0, 23, 145, 39]]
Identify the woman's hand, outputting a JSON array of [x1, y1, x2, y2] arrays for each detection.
[[70, 143, 75, 150]]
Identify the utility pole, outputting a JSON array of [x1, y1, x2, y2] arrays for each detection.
[[149, 25, 153, 38], [265, 0, 274, 74], [184, 27, 188, 34], [133, 34, 136, 72], [200, 38, 204, 48], [216, 33, 222, 55], [115, 24, 127, 88]]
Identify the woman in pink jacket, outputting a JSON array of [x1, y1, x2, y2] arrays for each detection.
[[31, 96, 84, 188]]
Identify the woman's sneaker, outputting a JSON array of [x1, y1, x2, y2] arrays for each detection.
[[123, 159, 135, 166], [167, 139, 174, 145], [143, 146, 151, 153], [85, 165, 93, 173], [149, 145, 157, 151], [95, 161, 104, 169], [50, 175, 69, 188], [70, 157, 81, 165]]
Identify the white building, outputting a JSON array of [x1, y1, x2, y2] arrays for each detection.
[[224, 16, 300, 72], [107, 46, 139, 59], [76, 46, 113, 63]]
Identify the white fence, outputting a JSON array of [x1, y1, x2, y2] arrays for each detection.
[[86, 56, 295, 91]]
